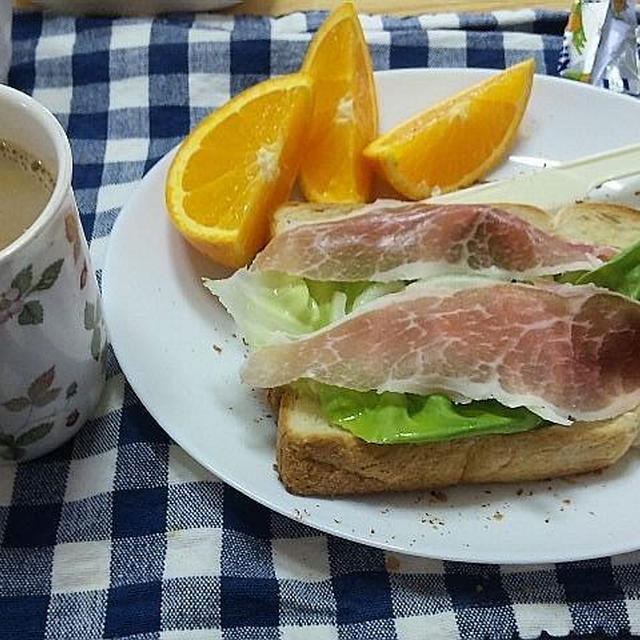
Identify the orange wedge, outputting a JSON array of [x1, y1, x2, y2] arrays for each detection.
[[166, 73, 313, 268], [363, 59, 535, 200], [299, 1, 378, 203]]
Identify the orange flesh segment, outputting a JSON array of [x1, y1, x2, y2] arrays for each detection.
[[364, 59, 535, 200], [300, 1, 378, 203], [165, 73, 313, 267]]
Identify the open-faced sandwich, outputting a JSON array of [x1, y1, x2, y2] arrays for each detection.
[[204, 199, 640, 496]]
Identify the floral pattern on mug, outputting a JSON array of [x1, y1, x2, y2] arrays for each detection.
[[0, 258, 63, 325], [0, 365, 79, 460], [84, 299, 108, 363], [64, 213, 90, 290], [64, 213, 81, 264]]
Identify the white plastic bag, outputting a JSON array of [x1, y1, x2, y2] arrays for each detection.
[[558, 0, 640, 95], [0, 0, 10, 84]]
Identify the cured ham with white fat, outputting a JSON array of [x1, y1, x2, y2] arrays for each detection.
[[253, 202, 608, 281], [242, 277, 640, 424]]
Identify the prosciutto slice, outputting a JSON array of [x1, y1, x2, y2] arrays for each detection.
[[242, 277, 640, 423], [253, 202, 608, 281]]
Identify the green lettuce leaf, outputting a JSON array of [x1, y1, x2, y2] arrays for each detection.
[[574, 238, 640, 299], [205, 269, 405, 348], [554, 270, 587, 285], [296, 381, 545, 444], [555, 239, 640, 299]]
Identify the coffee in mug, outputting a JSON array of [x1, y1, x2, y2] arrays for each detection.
[[0, 140, 55, 250]]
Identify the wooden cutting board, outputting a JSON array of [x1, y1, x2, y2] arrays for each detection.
[[224, 0, 569, 16]]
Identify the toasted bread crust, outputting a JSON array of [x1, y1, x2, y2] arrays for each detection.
[[553, 202, 640, 250], [271, 202, 361, 236], [490, 202, 553, 233], [276, 391, 640, 496], [271, 200, 553, 236]]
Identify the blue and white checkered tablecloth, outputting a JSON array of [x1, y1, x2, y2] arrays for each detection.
[[3, 8, 640, 640]]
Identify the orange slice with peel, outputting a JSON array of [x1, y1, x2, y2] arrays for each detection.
[[299, 1, 378, 203], [165, 73, 313, 268], [363, 59, 535, 200]]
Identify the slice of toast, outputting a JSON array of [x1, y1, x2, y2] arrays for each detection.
[[268, 200, 640, 495], [277, 390, 640, 495], [271, 201, 554, 235], [553, 202, 640, 250]]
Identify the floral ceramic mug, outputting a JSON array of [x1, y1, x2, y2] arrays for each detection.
[[0, 0, 10, 84], [0, 85, 106, 461]]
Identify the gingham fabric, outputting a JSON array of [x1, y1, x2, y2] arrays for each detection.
[[3, 9, 640, 640]]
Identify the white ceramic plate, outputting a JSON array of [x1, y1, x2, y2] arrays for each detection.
[[103, 69, 640, 564]]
